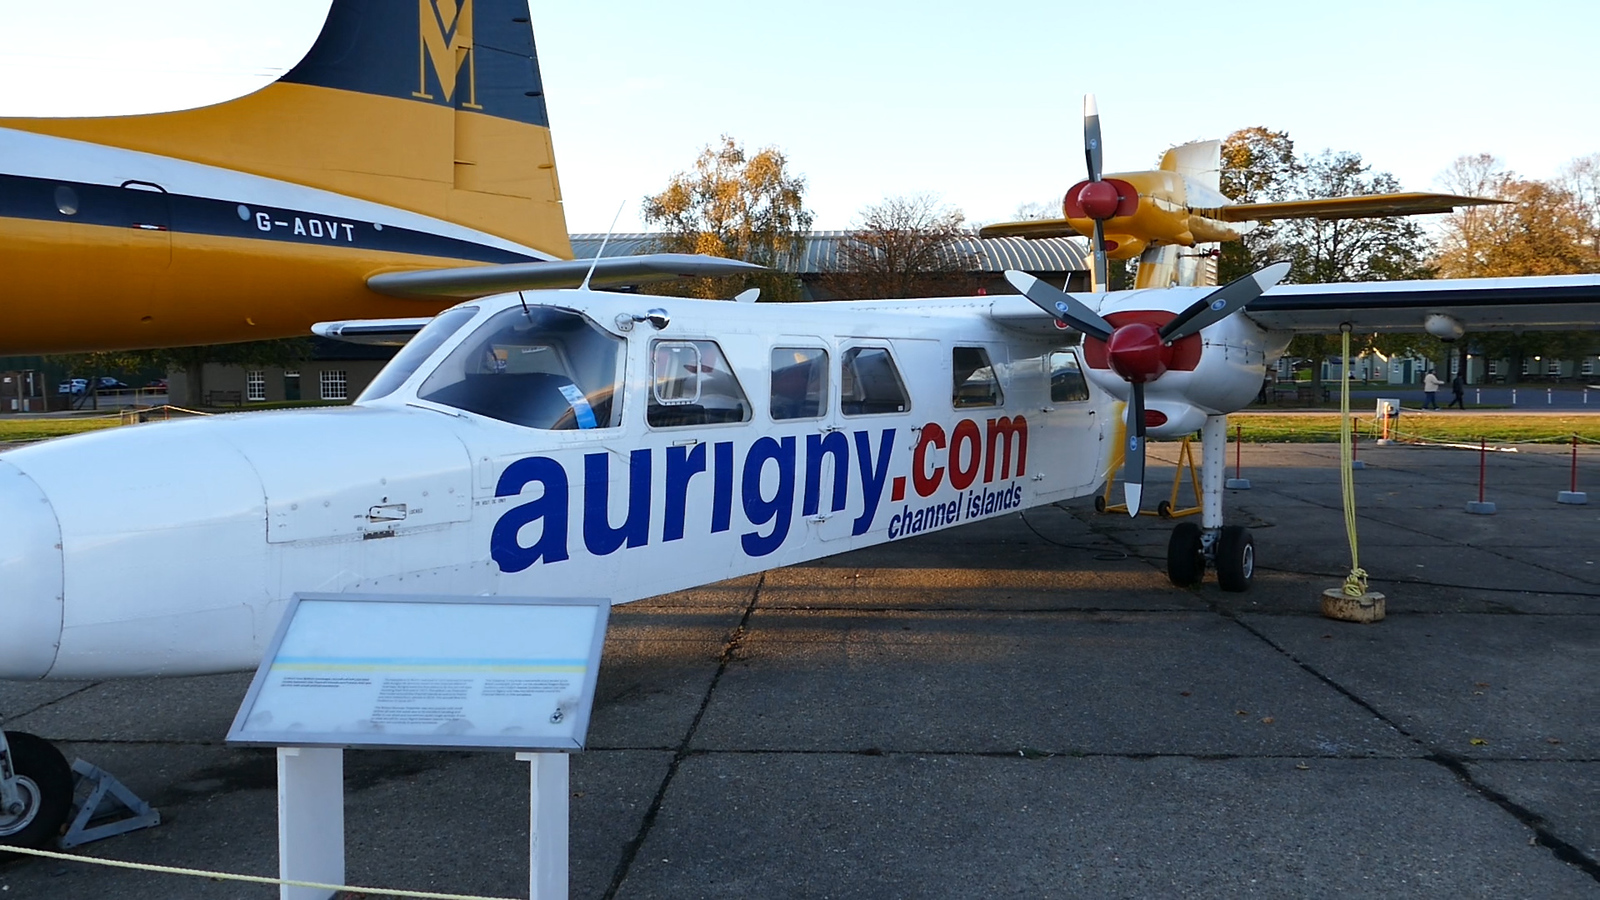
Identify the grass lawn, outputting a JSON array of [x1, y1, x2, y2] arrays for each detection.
[[0, 417, 123, 442], [1232, 412, 1600, 444]]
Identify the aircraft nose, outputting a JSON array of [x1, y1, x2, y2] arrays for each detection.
[[0, 461, 64, 679]]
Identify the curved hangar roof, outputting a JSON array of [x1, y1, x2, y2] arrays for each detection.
[[569, 232, 1087, 274]]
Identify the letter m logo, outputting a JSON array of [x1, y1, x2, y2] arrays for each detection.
[[414, 0, 482, 108]]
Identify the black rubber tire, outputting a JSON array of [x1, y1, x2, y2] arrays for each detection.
[[1166, 522, 1204, 587], [1157, 500, 1173, 518], [1093, 495, 1107, 513], [1216, 525, 1255, 593], [0, 732, 73, 850]]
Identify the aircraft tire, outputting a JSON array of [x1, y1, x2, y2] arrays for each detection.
[[1094, 495, 1107, 513], [1216, 526, 1255, 593], [1166, 522, 1204, 587], [1157, 500, 1173, 518], [0, 731, 73, 851]]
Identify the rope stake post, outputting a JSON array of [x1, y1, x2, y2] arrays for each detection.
[[1350, 416, 1365, 469], [1225, 423, 1251, 489], [1467, 437, 1497, 515], [1558, 432, 1589, 505], [1322, 328, 1385, 623]]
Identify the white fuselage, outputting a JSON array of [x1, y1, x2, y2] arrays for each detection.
[[0, 290, 1142, 680]]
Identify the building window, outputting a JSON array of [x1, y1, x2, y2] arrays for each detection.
[[246, 370, 266, 402], [1583, 359, 1595, 376], [1548, 359, 1562, 376], [320, 370, 348, 401], [1520, 359, 1531, 376], [1486, 360, 1499, 376]]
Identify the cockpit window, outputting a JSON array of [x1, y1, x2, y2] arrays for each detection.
[[647, 339, 751, 427], [416, 306, 624, 429], [359, 306, 479, 402]]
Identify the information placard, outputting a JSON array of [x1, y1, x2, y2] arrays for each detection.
[[227, 593, 609, 751]]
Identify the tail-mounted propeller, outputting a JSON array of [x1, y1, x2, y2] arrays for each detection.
[[1007, 262, 1290, 516]]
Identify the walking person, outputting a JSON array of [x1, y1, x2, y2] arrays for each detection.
[[1448, 371, 1466, 409], [1422, 369, 1442, 409]]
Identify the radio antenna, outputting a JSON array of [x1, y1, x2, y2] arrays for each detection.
[[580, 201, 628, 292]]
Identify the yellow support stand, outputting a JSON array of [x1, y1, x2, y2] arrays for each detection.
[[1095, 435, 1203, 518]]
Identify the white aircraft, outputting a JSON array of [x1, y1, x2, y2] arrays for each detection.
[[6, 8, 1600, 853]]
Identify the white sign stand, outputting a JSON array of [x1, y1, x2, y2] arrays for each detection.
[[519, 752, 569, 900], [230, 594, 609, 900], [278, 747, 344, 900]]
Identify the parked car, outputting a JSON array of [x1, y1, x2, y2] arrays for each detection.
[[57, 378, 88, 395], [145, 378, 168, 390], [97, 377, 129, 391]]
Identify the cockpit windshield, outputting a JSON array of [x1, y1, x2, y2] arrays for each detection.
[[358, 306, 479, 402], [416, 306, 624, 429]]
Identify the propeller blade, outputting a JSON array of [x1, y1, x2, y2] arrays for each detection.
[[1083, 94, 1103, 182], [1158, 261, 1291, 343], [1091, 219, 1109, 293], [1123, 381, 1146, 516], [1004, 271, 1113, 341]]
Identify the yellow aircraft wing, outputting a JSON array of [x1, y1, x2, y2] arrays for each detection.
[[1207, 192, 1503, 223], [977, 218, 1083, 240]]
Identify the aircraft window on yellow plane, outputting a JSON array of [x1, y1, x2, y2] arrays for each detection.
[[1048, 350, 1091, 403], [648, 340, 751, 428], [841, 347, 909, 416], [953, 346, 1004, 409], [360, 306, 480, 402], [417, 306, 623, 430], [770, 347, 828, 420], [54, 186, 78, 216]]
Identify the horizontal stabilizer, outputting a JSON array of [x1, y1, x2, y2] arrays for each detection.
[[312, 317, 434, 346], [367, 254, 768, 300], [977, 218, 1084, 241], [1209, 192, 1501, 223]]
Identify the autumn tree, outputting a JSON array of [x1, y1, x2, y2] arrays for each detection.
[[818, 194, 981, 300], [1217, 127, 1299, 284], [1434, 154, 1600, 380], [641, 135, 812, 301]]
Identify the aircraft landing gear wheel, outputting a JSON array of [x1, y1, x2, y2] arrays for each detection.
[[0, 732, 73, 850], [1157, 500, 1173, 518], [1216, 525, 1254, 593], [1094, 495, 1106, 513], [1166, 522, 1204, 587]]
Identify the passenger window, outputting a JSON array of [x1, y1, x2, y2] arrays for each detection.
[[770, 347, 828, 420], [841, 347, 909, 416], [648, 340, 751, 427], [953, 346, 1003, 408], [1049, 350, 1091, 402], [416, 306, 623, 429]]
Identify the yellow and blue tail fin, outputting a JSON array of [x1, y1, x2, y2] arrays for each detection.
[[0, 0, 571, 258]]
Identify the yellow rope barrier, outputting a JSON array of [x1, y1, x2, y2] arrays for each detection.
[[0, 844, 520, 900], [1338, 329, 1368, 598]]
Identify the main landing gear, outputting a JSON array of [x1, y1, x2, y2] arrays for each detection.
[[1161, 415, 1253, 592]]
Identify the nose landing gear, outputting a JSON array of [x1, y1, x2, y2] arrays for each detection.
[[0, 729, 73, 850]]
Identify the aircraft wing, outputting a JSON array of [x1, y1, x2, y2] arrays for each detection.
[[311, 317, 434, 346], [367, 253, 766, 300], [977, 218, 1083, 241], [1207, 192, 1502, 223], [1244, 274, 1600, 333]]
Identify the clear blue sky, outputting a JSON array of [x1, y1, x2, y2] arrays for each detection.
[[4, 0, 1596, 233]]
